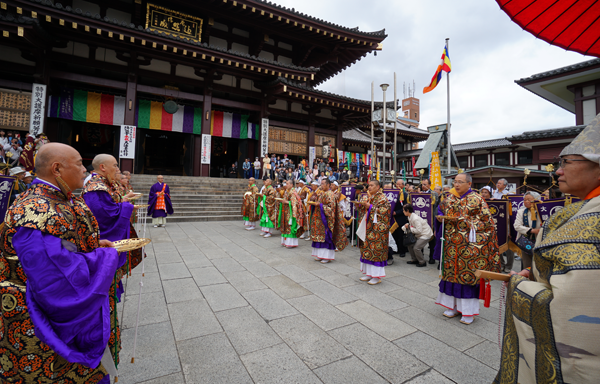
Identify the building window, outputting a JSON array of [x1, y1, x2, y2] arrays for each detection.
[[518, 150, 533, 165], [495, 152, 511, 166], [457, 156, 469, 169], [474, 154, 488, 168]]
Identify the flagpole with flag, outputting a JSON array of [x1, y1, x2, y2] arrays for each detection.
[[423, 39, 452, 182], [446, 38, 451, 178]]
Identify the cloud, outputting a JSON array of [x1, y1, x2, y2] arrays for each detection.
[[270, 0, 590, 144]]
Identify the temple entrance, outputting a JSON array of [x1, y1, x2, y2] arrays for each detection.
[[135, 129, 193, 176], [210, 136, 242, 177], [55, 120, 119, 169]]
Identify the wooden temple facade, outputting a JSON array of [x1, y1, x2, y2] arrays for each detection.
[[0, 0, 390, 176]]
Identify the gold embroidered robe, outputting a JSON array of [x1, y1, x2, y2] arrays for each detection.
[[357, 189, 390, 263], [439, 189, 500, 285], [495, 196, 600, 384], [241, 184, 259, 222]]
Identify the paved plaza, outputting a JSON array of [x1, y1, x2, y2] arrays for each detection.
[[116, 221, 506, 384]]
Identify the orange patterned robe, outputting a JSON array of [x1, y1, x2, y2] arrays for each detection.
[[0, 183, 119, 383]]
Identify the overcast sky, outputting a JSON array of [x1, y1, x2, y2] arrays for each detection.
[[270, 0, 592, 144]]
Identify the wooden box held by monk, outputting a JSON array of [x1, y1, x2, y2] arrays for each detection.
[[475, 270, 509, 308]]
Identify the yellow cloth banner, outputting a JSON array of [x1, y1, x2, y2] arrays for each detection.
[[430, 151, 442, 189]]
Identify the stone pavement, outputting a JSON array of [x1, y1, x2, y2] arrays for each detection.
[[115, 221, 507, 384]]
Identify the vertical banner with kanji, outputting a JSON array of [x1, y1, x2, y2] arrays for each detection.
[[486, 200, 510, 253], [119, 125, 136, 159], [430, 151, 442, 189], [383, 189, 400, 225], [535, 198, 566, 224], [340, 185, 356, 220], [410, 193, 434, 228], [30, 83, 47, 136], [0, 175, 15, 225], [309, 146, 316, 170], [260, 118, 269, 158], [507, 195, 524, 244], [201, 134, 211, 164]]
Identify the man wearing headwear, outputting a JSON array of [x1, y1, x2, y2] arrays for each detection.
[[147, 175, 174, 228], [278, 179, 305, 248], [309, 179, 347, 263], [242, 177, 260, 230], [82, 155, 143, 279], [356, 180, 391, 285], [9, 166, 27, 205], [495, 114, 600, 384], [0, 143, 123, 384], [257, 178, 277, 238], [433, 172, 500, 325]]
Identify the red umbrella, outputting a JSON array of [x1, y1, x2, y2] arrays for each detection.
[[496, 0, 600, 58]]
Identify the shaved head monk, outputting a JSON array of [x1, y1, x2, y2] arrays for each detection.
[[82, 154, 144, 295], [0, 143, 122, 383]]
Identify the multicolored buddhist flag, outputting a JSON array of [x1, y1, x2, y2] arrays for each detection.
[[423, 43, 452, 94], [211, 110, 257, 139], [137, 100, 202, 134]]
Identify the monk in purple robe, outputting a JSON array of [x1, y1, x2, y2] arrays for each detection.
[[0, 143, 122, 384], [147, 175, 174, 227], [82, 155, 143, 286]]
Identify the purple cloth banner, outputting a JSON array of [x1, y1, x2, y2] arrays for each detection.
[[507, 195, 524, 243], [182, 105, 195, 133], [486, 200, 510, 251], [383, 189, 400, 225], [0, 175, 15, 224], [340, 185, 356, 220], [410, 193, 434, 228], [232, 114, 241, 138], [535, 198, 566, 223], [59, 87, 74, 120]]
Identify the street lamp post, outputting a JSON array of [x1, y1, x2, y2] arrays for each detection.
[[380, 83, 389, 182]]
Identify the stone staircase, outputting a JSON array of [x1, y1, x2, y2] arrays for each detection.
[[130, 175, 248, 222]]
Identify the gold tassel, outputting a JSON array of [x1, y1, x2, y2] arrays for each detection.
[[55, 176, 72, 198]]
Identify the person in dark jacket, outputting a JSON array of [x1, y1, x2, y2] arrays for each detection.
[[228, 163, 238, 178]]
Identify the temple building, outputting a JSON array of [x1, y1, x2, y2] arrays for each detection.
[[0, 0, 391, 176]]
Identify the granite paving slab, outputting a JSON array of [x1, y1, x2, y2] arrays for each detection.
[[240, 343, 323, 384], [329, 323, 428, 383], [269, 314, 352, 369], [200, 283, 248, 312], [241, 289, 298, 321], [394, 331, 497, 384], [177, 333, 253, 384], [215, 306, 282, 355], [168, 298, 222, 341], [336, 300, 417, 341]]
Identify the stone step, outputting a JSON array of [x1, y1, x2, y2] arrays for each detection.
[[164, 215, 243, 222]]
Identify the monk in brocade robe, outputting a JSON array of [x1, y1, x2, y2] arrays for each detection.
[[495, 114, 600, 384], [242, 177, 260, 230], [434, 172, 500, 325], [303, 182, 320, 241], [258, 178, 277, 238], [278, 180, 305, 248], [310, 179, 347, 263], [18, 134, 35, 172], [0, 143, 122, 384], [357, 180, 390, 285], [82, 155, 143, 282], [147, 175, 174, 227]]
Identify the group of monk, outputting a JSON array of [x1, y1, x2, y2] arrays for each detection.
[[0, 144, 144, 384], [242, 176, 394, 285]]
